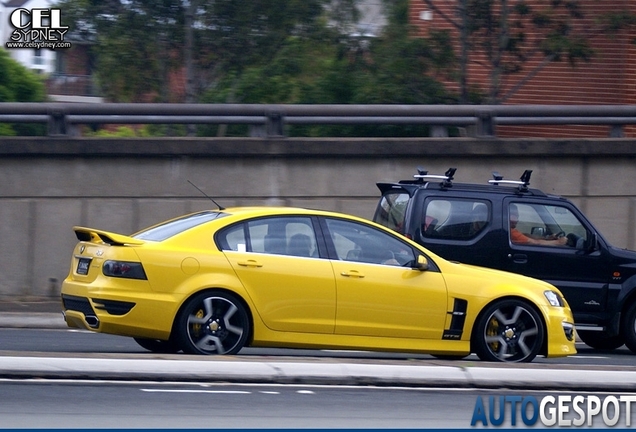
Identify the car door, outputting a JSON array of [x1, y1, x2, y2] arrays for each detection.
[[218, 216, 336, 334], [501, 199, 611, 317], [322, 217, 448, 340]]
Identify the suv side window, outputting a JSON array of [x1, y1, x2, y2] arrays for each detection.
[[422, 198, 490, 240], [375, 192, 409, 234], [508, 202, 588, 247]]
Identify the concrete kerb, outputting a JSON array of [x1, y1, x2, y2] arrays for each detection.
[[0, 312, 66, 329], [0, 355, 636, 391]]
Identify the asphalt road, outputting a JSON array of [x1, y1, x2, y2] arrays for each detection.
[[0, 327, 634, 367], [2, 380, 634, 429], [1, 301, 636, 392]]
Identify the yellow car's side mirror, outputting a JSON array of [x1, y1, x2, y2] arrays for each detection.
[[415, 254, 429, 271]]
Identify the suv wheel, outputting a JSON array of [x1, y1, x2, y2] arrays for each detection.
[[473, 299, 544, 363], [577, 330, 624, 351], [622, 303, 636, 354]]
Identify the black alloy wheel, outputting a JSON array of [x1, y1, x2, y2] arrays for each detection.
[[473, 299, 544, 363], [176, 291, 250, 355]]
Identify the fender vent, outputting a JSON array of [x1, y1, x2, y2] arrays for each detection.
[[442, 298, 468, 340]]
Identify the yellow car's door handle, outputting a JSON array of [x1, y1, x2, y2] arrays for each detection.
[[341, 270, 365, 278], [237, 260, 263, 268]]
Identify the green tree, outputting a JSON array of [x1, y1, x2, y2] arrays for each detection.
[[56, 0, 185, 102], [200, 0, 456, 137], [57, 0, 328, 103], [0, 49, 46, 135]]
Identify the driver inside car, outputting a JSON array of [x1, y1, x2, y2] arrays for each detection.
[[509, 204, 568, 246]]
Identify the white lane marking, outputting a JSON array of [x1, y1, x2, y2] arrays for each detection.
[[141, 389, 250, 394], [568, 355, 610, 359], [141, 388, 283, 395]]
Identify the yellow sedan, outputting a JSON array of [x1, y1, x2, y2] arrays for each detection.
[[61, 206, 576, 362]]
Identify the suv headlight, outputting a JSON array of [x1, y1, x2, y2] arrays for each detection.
[[544, 290, 564, 307]]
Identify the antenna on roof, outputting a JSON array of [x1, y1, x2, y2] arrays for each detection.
[[187, 180, 225, 210]]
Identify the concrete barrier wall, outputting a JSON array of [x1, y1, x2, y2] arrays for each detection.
[[2, 136, 636, 299]]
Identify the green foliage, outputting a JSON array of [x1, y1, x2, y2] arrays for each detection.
[[56, 0, 459, 138], [84, 126, 141, 137], [595, 11, 636, 40], [57, 0, 185, 102], [58, 0, 327, 103], [197, 2, 457, 138], [0, 49, 46, 136]]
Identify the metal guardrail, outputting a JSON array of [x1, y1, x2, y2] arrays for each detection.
[[1, 103, 636, 137]]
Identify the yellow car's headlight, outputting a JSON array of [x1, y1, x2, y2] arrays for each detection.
[[544, 290, 564, 307]]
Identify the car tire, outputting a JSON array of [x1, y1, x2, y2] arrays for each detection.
[[473, 299, 544, 363], [176, 290, 250, 355], [577, 330, 624, 351], [134, 337, 180, 353], [621, 303, 636, 354]]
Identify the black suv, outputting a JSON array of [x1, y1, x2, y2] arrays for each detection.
[[373, 167, 636, 353]]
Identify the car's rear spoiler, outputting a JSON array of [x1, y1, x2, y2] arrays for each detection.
[[376, 182, 420, 197], [73, 226, 144, 246]]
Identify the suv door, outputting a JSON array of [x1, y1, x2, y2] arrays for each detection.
[[501, 198, 611, 321]]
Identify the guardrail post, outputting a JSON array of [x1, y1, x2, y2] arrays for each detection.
[[610, 125, 624, 138], [47, 108, 68, 136], [476, 110, 495, 137], [266, 111, 285, 137]]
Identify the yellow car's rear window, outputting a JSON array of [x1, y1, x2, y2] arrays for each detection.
[[134, 211, 227, 241]]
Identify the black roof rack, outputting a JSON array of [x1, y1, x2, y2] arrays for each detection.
[[379, 167, 548, 198], [489, 170, 533, 192], [413, 167, 456, 188]]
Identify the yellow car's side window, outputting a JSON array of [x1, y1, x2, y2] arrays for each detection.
[[218, 217, 318, 258], [324, 218, 415, 267]]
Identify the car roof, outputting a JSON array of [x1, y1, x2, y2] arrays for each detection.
[[193, 206, 382, 226], [219, 206, 354, 218]]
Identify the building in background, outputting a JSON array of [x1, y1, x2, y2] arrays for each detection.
[[1, 0, 56, 74], [410, 0, 636, 137]]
